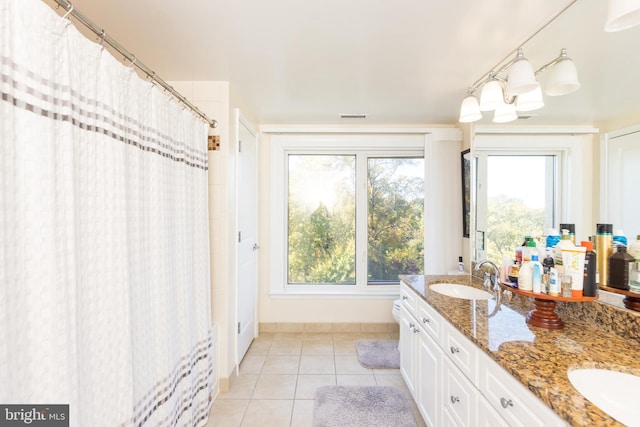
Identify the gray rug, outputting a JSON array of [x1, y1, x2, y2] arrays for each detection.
[[355, 339, 400, 369], [313, 385, 417, 427]]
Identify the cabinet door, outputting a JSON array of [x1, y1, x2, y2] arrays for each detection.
[[417, 329, 441, 427], [478, 394, 510, 427], [442, 357, 477, 427], [399, 306, 416, 397]]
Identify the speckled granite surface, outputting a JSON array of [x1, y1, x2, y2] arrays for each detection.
[[399, 274, 640, 427]]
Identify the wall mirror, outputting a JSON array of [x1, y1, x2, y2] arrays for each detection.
[[469, 0, 640, 272]]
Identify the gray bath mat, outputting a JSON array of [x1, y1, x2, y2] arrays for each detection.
[[355, 339, 400, 369], [313, 385, 417, 427]]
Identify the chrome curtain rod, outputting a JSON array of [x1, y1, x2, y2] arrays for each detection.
[[467, 0, 578, 93], [50, 0, 218, 129]]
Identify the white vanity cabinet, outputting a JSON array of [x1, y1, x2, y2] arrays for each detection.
[[398, 283, 568, 427], [478, 350, 567, 427], [399, 284, 441, 427]]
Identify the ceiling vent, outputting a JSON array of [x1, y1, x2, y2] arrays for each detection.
[[340, 114, 367, 119]]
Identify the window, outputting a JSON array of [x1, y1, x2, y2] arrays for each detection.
[[478, 154, 557, 265], [270, 134, 426, 294], [474, 133, 586, 266]]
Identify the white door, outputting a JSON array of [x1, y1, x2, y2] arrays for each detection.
[[606, 128, 640, 237], [236, 111, 259, 363]]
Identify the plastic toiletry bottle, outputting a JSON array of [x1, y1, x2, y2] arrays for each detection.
[[554, 229, 575, 271], [518, 259, 533, 291], [560, 223, 576, 245], [613, 230, 628, 253], [549, 267, 559, 296], [628, 235, 640, 293], [543, 249, 555, 274], [581, 241, 597, 297], [546, 228, 560, 250], [531, 254, 543, 294], [526, 238, 537, 262], [609, 245, 635, 290], [596, 224, 613, 287], [457, 256, 465, 273], [522, 236, 534, 262], [546, 228, 560, 261]]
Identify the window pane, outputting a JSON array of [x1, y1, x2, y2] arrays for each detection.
[[485, 155, 554, 265], [287, 155, 356, 284], [367, 158, 424, 283]]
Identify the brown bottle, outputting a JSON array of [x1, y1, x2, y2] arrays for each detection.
[[608, 246, 635, 290]]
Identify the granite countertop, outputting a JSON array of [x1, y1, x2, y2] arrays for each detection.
[[399, 274, 640, 427]]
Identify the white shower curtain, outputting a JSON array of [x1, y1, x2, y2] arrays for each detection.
[[1, 0, 214, 426]]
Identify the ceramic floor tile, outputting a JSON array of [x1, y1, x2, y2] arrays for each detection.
[[207, 399, 248, 427], [269, 338, 303, 356], [261, 355, 300, 374], [336, 374, 377, 386], [252, 374, 298, 399], [209, 332, 425, 427], [218, 374, 259, 400], [335, 355, 373, 374], [332, 339, 357, 356], [301, 339, 334, 355], [246, 339, 272, 356], [373, 367, 401, 375], [240, 399, 294, 427], [290, 399, 315, 427], [298, 355, 335, 375], [374, 373, 412, 397], [295, 374, 336, 399], [239, 354, 266, 375]]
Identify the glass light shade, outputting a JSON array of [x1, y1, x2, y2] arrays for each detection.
[[605, 0, 640, 31], [479, 79, 504, 111], [492, 102, 518, 123], [506, 58, 539, 97], [515, 86, 544, 112], [459, 96, 482, 122], [545, 57, 580, 96]]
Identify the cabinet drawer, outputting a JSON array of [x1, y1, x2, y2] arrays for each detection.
[[443, 321, 478, 385], [442, 357, 477, 427], [479, 351, 568, 427], [417, 298, 440, 341], [400, 283, 418, 317]]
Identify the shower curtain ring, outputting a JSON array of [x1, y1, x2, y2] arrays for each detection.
[[98, 30, 106, 46], [62, 3, 74, 20], [128, 55, 137, 69]]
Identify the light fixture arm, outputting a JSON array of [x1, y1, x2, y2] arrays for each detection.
[[534, 48, 569, 75]]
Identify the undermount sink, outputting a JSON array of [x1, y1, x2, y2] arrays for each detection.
[[429, 283, 493, 300], [568, 368, 640, 427]]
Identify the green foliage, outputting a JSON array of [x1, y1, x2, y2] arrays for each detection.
[[486, 194, 545, 265], [287, 157, 424, 285], [367, 159, 424, 281]]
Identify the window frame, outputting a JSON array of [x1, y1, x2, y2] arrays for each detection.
[[269, 133, 425, 296], [473, 133, 586, 263]]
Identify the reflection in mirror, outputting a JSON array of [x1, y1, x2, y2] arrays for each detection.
[[466, 1, 640, 318]]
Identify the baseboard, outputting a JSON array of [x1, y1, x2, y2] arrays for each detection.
[[259, 322, 399, 335]]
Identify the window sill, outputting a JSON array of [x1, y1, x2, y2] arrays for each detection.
[[268, 289, 400, 299]]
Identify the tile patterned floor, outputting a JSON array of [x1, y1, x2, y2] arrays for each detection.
[[206, 331, 427, 427]]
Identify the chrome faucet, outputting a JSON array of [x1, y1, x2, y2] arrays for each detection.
[[475, 260, 503, 315]]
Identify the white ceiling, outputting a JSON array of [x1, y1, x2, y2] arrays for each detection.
[[49, 0, 640, 126]]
